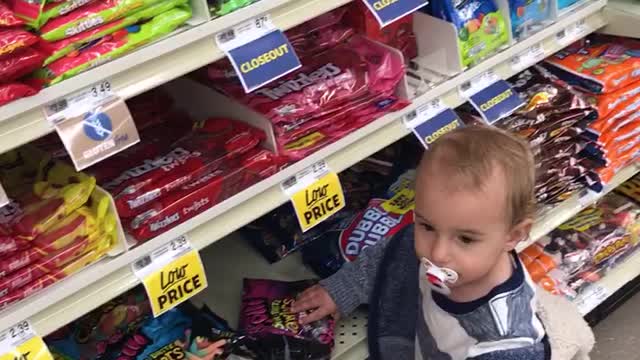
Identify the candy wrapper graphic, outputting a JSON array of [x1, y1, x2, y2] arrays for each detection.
[[532, 192, 640, 299], [544, 35, 640, 94], [240, 279, 335, 359]]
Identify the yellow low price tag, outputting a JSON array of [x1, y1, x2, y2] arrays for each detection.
[[290, 171, 345, 232], [0, 321, 52, 360], [132, 236, 207, 317], [0, 336, 52, 360], [381, 188, 415, 215]]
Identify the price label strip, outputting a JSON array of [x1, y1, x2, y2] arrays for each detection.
[[459, 71, 524, 125], [556, 19, 588, 47], [215, 15, 301, 93], [281, 161, 345, 232], [132, 236, 207, 317], [404, 98, 463, 149], [361, 0, 428, 27], [43, 80, 140, 171], [510, 42, 545, 72], [0, 321, 53, 360]]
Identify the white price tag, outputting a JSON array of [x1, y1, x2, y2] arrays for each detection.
[[0, 321, 33, 354], [215, 14, 274, 51], [0, 183, 8, 208], [458, 70, 500, 98], [281, 160, 331, 196], [0, 321, 52, 360], [556, 20, 589, 47], [44, 80, 114, 125], [132, 235, 191, 279], [575, 284, 609, 316], [510, 43, 545, 72], [404, 99, 447, 129]]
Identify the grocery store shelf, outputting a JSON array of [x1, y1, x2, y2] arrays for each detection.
[[573, 249, 640, 316], [601, 0, 640, 38], [191, 234, 370, 360], [517, 163, 640, 252], [0, 0, 351, 155], [0, 0, 608, 339]]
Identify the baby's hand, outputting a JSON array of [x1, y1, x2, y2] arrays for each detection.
[[291, 284, 339, 325]]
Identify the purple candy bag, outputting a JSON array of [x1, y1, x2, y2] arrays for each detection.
[[239, 279, 335, 347]]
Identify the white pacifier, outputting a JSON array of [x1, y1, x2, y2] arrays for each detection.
[[420, 258, 459, 295]]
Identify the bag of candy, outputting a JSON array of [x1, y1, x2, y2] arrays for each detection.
[[239, 278, 335, 359], [35, 6, 191, 85], [544, 35, 640, 94], [40, 0, 187, 65], [102, 117, 264, 218], [429, 0, 508, 67]]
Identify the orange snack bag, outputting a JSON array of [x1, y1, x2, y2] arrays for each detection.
[[545, 35, 640, 94]]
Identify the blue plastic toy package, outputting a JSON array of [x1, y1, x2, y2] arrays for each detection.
[[509, 0, 552, 40], [427, 0, 509, 67]]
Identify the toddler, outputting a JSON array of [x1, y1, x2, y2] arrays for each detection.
[[292, 125, 594, 360]]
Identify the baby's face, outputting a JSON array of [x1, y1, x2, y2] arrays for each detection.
[[414, 164, 515, 293]]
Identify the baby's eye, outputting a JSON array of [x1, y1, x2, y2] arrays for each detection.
[[421, 223, 435, 232], [459, 235, 475, 245]]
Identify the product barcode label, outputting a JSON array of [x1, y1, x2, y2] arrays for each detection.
[[44, 80, 114, 124], [0, 321, 52, 360], [510, 43, 545, 72]]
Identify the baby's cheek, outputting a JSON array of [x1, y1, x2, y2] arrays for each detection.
[[413, 231, 431, 260]]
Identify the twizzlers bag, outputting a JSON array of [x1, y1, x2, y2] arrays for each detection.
[[126, 149, 281, 241], [103, 118, 265, 218], [213, 35, 405, 126]]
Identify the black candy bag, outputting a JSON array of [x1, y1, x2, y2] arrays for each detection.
[[239, 279, 335, 360]]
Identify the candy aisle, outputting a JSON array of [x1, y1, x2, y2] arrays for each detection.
[[0, 0, 639, 359]]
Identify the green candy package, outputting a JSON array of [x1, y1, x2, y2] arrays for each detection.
[[39, 0, 166, 41], [39, 0, 98, 28], [430, 0, 508, 67], [35, 6, 191, 85], [209, 0, 255, 18], [41, 0, 187, 65]]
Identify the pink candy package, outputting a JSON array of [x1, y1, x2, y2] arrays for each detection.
[[211, 35, 405, 126], [239, 278, 335, 350]]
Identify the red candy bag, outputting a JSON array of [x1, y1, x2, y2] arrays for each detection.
[[0, 82, 39, 106], [0, 1, 23, 27], [126, 149, 280, 241], [0, 246, 42, 279], [104, 118, 265, 218], [0, 28, 38, 58], [209, 35, 406, 126], [0, 47, 45, 82]]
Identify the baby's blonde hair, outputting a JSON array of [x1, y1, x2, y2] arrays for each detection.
[[420, 125, 535, 227]]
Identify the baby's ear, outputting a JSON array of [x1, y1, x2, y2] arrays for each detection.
[[505, 218, 533, 251]]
